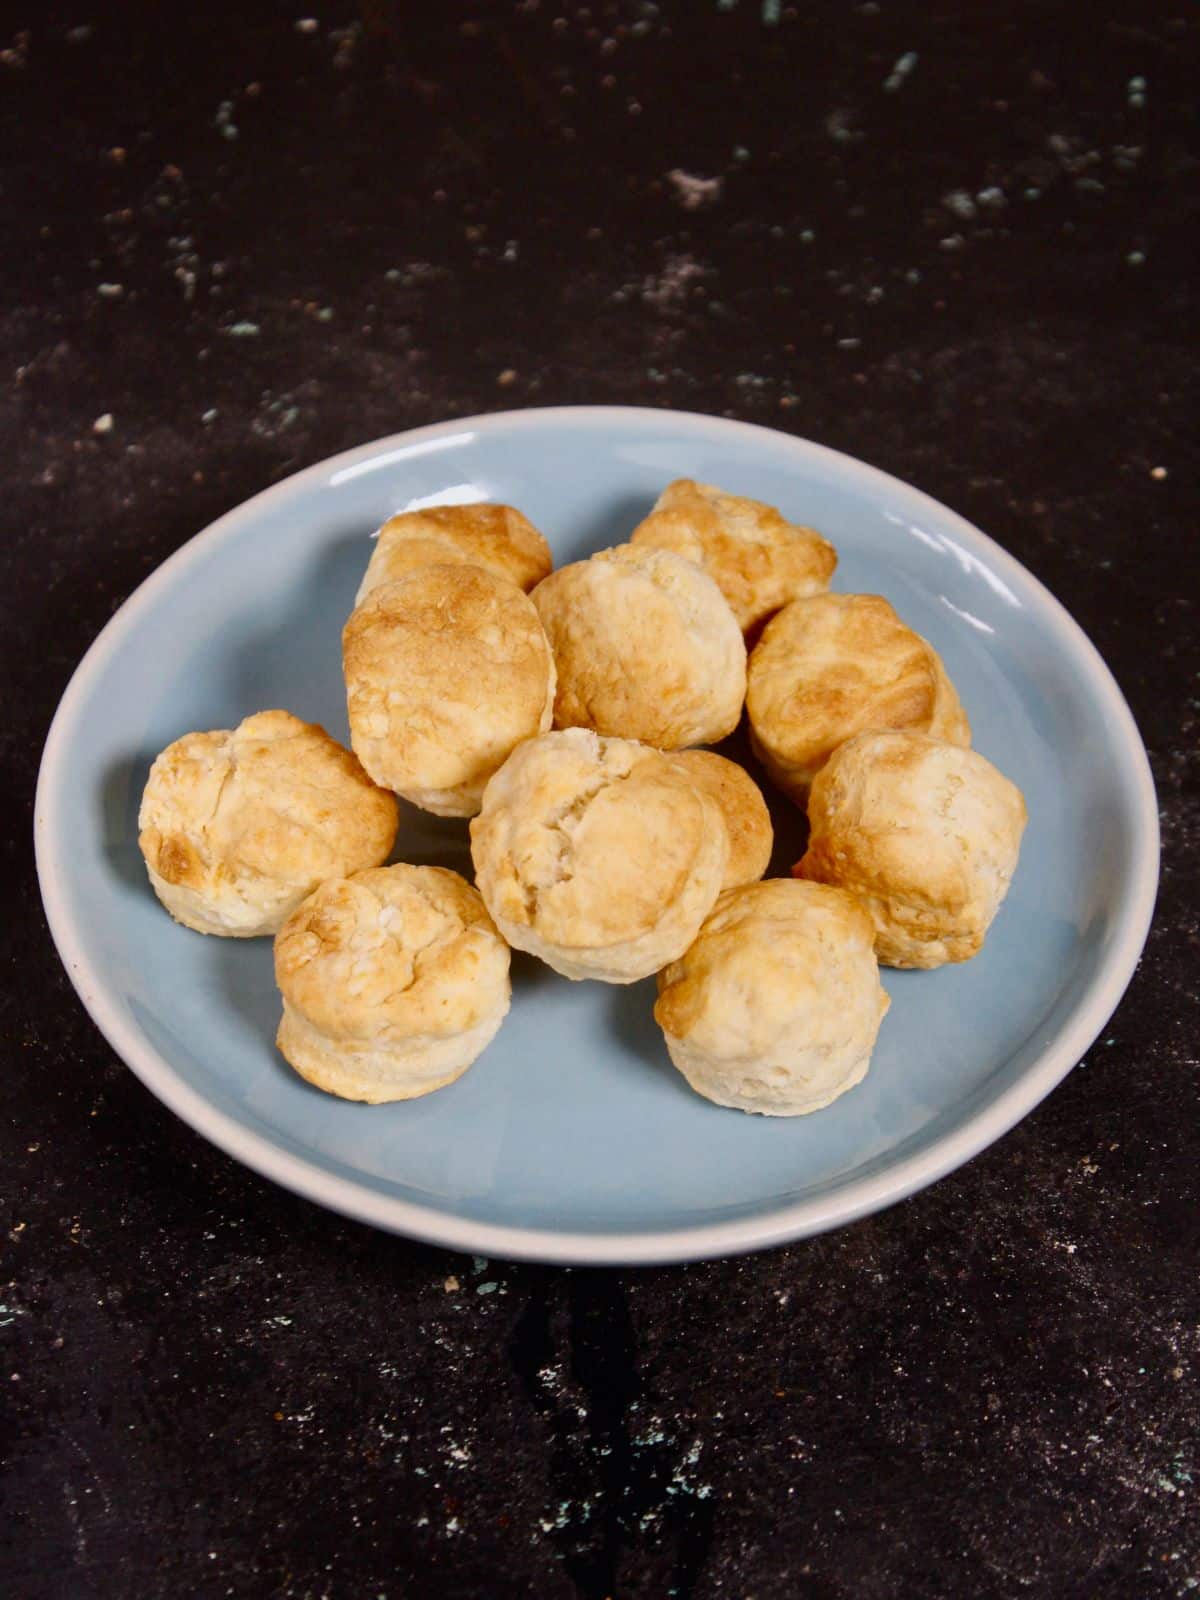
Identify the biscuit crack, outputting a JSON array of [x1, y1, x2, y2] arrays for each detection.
[[535, 766, 638, 910], [200, 741, 240, 860]]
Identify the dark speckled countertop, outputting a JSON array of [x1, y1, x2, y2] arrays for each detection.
[[3, 3, 1198, 1596]]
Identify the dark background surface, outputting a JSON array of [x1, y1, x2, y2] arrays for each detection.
[[3, 3, 1198, 1596]]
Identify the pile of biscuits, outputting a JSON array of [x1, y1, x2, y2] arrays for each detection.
[[138, 481, 1027, 1117]]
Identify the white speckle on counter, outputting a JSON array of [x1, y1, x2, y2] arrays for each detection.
[[666, 169, 723, 210], [883, 52, 918, 93], [942, 190, 977, 221], [92, 413, 114, 435]]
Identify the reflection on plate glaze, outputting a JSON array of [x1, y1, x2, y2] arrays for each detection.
[[329, 429, 478, 485]]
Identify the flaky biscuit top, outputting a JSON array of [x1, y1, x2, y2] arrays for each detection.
[[656, 748, 773, 889], [275, 865, 510, 1044], [747, 591, 970, 796], [655, 878, 882, 1050], [470, 728, 727, 951], [343, 562, 555, 805], [630, 478, 837, 633], [531, 542, 746, 750], [355, 502, 552, 603], [138, 710, 398, 918]]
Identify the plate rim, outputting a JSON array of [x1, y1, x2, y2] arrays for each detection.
[[34, 405, 1160, 1265]]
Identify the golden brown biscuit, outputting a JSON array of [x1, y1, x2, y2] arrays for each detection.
[[531, 543, 746, 750], [658, 750, 773, 889], [137, 710, 399, 937], [655, 879, 889, 1115], [343, 563, 556, 817], [356, 502, 552, 603], [274, 865, 511, 1102], [469, 728, 728, 983], [630, 478, 837, 634], [746, 592, 971, 801], [795, 729, 1028, 968]]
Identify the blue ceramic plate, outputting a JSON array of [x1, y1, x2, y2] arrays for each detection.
[[35, 409, 1158, 1264]]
